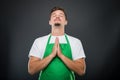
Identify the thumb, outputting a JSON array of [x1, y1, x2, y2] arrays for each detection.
[[55, 37, 59, 46]]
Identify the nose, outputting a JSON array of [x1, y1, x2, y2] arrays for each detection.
[[54, 17, 61, 21], [56, 17, 60, 19]]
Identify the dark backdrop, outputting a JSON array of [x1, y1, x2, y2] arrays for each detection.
[[0, 0, 120, 80]]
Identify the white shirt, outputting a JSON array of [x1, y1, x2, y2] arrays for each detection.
[[29, 34, 86, 60]]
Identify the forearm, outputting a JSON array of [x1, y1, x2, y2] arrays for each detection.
[[59, 54, 86, 76], [28, 54, 54, 75]]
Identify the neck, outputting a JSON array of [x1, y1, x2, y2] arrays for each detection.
[[51, 27, 65, 36]]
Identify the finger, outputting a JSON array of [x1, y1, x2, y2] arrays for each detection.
[[57, 41, 62, 54], [58, 42, 60, 49], [55, 37, 59, 46], [57, 38, 60, 50], [55, 37, 58, 46], [56, 37, 59, 43]]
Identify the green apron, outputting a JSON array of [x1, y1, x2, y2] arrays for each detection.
[[39, 34, 75, 80]]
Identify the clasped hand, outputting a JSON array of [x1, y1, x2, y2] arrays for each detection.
[[51, 37, 62, 58]]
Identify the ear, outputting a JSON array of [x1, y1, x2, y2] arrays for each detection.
[[65, 20, 68, 25], [49, 20, 52, 25]]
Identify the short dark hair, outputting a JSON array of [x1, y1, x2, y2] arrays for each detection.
[[50, 6, 67, 20]]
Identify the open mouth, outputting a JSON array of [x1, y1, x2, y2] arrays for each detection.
[[54, 23, 61, 27]]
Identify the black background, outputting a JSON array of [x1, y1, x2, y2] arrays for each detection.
[[0, 0, 120, 80]]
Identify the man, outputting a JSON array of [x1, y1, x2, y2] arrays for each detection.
[[28, 6, 86, 80]]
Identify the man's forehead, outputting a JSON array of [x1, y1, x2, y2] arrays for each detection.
[[51, 10, 65, 15]]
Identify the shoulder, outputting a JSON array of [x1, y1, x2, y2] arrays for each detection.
[[34, 34, 49, 44], [66, 34, 81, 43]]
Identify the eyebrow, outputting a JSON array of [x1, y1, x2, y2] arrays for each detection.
[[51, 12, 64, 15]]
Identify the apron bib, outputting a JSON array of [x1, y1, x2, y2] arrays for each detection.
[[39, 34, 75, 80]]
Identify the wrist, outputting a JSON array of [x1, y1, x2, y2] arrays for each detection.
[[49, 54, 53, 59], [58, 53, 63, 58], [50, 53, 55, 58]]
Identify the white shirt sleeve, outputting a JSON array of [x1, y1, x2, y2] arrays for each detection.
[[28, 35, 49, 59], [73, 39, 86, 60], [28, 39, 42, 59], [29, 37, 67, 59], [68, 36, 86, 60]]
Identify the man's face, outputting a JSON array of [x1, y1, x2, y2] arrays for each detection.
[[49, 10, 67, 27]]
